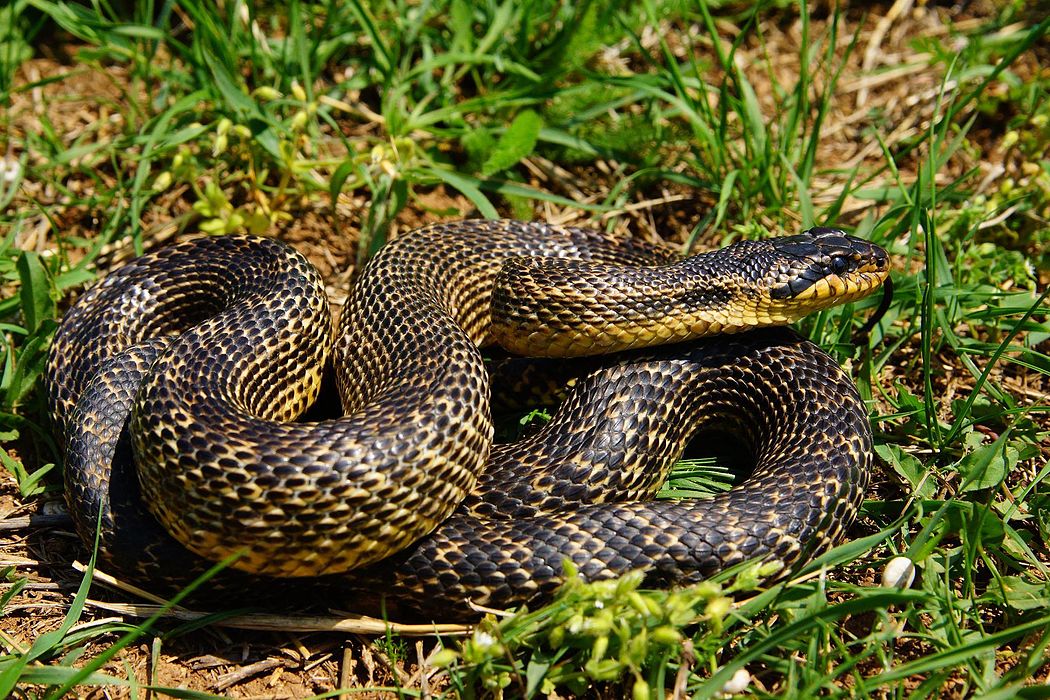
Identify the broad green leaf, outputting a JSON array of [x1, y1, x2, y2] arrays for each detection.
[[999, 576, 1050, 611], [481, 110, 543, 177], [16, 251, 55, 334], [874, 443, 936, 498], [956, 436, 1015, 492], [3, 327, 56, 410], [461, 127, 496, 172], [525, 656, 552, 697]]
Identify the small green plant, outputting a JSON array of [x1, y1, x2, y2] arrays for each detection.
[[435, 561, 747, 699]]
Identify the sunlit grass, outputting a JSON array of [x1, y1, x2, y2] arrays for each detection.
[[2, 1, 1048, 697]]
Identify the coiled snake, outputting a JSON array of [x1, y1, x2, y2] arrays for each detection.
[[46, 220, 888, 616]]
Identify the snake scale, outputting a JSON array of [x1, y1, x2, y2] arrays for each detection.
[[46, 219, 889, 616]]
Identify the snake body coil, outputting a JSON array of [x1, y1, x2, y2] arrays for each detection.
[[46, 220, 888, 615]]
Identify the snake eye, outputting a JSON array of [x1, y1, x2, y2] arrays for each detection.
[[829, 256, 849, 275]]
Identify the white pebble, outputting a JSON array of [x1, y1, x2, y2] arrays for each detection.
[[719, 668, 751, 696], [882, 556, 916, 588], [1, 157, 21, 183]]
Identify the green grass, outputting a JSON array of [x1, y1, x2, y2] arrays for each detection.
[[2, 0, 1049, 697]]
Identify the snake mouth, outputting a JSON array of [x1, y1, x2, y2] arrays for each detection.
[[785, 266, 890, 304]]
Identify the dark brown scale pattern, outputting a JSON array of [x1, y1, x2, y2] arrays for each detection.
[[343, 328, 870, 616], [61, 338, 272, 594], [47, 220, 884, 615]]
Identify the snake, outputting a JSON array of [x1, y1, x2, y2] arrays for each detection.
[[45, 219, 889, 617]]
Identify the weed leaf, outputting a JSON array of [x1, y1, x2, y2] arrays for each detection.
[[482, 109, 543, 176], [956, 435, 1014, 492], [16, 251, 55, 334]]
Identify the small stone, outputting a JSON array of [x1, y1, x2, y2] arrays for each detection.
[[882, 556, 916, 588], [1, 157, 21, 183], [719, 668, 751, 696]]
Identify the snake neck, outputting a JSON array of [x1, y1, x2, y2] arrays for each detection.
[[490, 236, 887, 358], [488, 253, 779, 357]]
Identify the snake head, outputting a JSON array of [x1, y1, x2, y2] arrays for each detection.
[[766, 227, 889, 306]]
